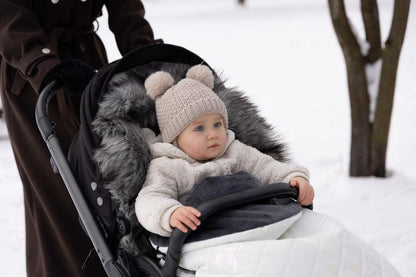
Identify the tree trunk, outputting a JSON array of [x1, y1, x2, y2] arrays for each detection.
[[361, 0, 382, 63], [238, 0, 245, 5], [371, 0, 410, 176], [328, 0, 410, 177], [328, 0, 372, 176]]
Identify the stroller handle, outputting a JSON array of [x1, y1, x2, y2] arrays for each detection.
[[162, 182, 310, 277], [35, 81, 128, 277], [35, 80, 61, 141]]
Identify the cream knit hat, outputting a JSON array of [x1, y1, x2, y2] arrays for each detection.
[[145, 65, 228, 143]]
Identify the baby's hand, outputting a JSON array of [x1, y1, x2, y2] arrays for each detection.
[[170, 206, 201, 233], [289, 177, 314, 206]]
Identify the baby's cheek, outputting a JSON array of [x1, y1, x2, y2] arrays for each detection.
[[187, 145, 205, 160]]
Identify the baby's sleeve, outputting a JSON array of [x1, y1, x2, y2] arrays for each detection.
[[233, 141, 309, 185], [135, 159, 182, 236]]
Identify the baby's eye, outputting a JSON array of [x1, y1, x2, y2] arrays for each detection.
[[214, 122, 222, 128], [194, 125, 204, 132]]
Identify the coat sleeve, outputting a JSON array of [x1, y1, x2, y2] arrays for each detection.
[[0, 0, 61, 93], [232, 140, 310, 185], [135, 158, 183, 237], [105, 0, 155, 55]]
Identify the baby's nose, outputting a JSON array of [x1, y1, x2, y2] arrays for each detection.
[[207, 129, 218, 139]]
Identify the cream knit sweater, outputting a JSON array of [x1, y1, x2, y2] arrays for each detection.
[[135, 130, 309, 237]]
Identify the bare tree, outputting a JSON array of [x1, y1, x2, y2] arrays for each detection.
[[238, 0, 245, 5], [328, 0, 410, 177]]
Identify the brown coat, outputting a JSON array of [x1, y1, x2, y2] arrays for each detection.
[[0, 0, 154, 276]]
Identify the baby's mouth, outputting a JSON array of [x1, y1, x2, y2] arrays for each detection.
[[208, 143, 219, 149]]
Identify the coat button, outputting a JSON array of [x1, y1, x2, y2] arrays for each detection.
[[42, 48, 51, 54], [91, 182, 97, 191], [97, 197, 103, 206], [51, 0, 59, 4], [80, 43, 86, 52]]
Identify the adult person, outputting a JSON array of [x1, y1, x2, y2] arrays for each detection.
[[0, 1, 156, 276]]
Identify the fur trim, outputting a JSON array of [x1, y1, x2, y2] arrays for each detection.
[[186, 65, 214, 89], [144, 71, 174, 99], [92, 61, 288, 255]]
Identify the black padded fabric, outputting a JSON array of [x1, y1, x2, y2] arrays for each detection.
[[150, 172, 301, 246]]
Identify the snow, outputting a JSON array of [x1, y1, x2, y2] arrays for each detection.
[[366, 59, 382, 122], [1, 0, 415, 276]]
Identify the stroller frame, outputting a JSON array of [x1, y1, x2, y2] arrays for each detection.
[[36, 80, 126, 276], [35, 44, 306, 277]]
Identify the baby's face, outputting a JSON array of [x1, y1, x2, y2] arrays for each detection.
[[176, 113, 227, 161]]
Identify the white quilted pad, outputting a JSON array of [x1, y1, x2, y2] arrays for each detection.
[[178, 209, 399, 277]]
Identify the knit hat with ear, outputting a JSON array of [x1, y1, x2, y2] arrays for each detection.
[[145, 65, 228, 143]]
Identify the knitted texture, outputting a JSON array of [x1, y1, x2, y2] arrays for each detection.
[[144, 65, 228, 142]]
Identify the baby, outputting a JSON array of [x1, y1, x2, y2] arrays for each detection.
[[135, 65, 314, 236]]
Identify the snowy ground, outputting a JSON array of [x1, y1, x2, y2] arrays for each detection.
[[1, 0, 415, 276]]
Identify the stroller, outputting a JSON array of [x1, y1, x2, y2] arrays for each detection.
[[35, 43, 305, 276]]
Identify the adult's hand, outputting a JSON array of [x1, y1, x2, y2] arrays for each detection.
[[41, 59, 94, 96]]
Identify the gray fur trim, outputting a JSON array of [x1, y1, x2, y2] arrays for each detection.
[[92, 62, 288, 255], [216, 84, 288, 162]]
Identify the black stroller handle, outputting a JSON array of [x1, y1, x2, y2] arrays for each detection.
[[162, 182, 310, 277], [35, 81, 128, 277], [35, 80, 61, 141]]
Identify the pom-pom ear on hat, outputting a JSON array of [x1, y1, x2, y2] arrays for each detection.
[[186, 65, 214, 89], [144, 71, 175, 100]]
